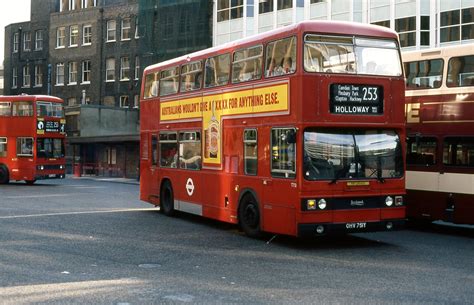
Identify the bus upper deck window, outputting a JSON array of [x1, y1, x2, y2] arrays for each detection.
[[204, 53, 230, 88], [180, 61, 202, 92], [265, 36, 296, 78], [447, 55, 474, 87], [144, 72, 159, 98], [159, 67, 179, 96], [0, 102, 12, 116], [12, 101, 33, 117], [232, 45, 263, 84]]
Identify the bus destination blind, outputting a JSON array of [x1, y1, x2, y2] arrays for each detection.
[[329, 84, 383, 115]]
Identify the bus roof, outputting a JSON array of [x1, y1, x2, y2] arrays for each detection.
[[402, 44, 474, 62], [0, 95, 64, 103], [144, 20, 399, 73]]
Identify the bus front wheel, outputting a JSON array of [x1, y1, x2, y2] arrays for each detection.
[[238, 193, 262, 238], [0, 165, 9, 184], [160, 180, 175, 216]]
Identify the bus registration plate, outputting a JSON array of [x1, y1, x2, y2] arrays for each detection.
[[345, 222, 367, 230]]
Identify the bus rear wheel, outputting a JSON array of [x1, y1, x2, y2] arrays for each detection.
[[238, 193, 262, 238], [160, 180, 175, 216], [0, 165, 9, 184]]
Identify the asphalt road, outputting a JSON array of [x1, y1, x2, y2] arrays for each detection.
[[0, 178, 473, 304]]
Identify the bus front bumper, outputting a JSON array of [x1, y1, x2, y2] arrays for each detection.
[[298, 219, 405, 237], [35, 173, 66, 180]]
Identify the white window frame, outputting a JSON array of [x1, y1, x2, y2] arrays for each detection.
[[13, 32, 19, 53], [133, 95, 139, 108], [120, 95, 129, 108], [82, 0, 97, 8], [57, 27, 66, 48], [34, 65, 43, 87], [120, 57, 130, 81], [35, 30, 43, 50], [56, 63, 65, 86], [83, 25, 92, 45], [134, 56, 140, 80], [106, 58, 115, 82], [68, 62, 78, 85], [69, 25, 79, 47], [135, 18, 140, 39], [121, 18, 131, 41], [23, 32, 31, 51], [106, 20, 116, 42], [82, 60, 91, 84], [12, 67, 18, 88], [22, 65, 31, 88]]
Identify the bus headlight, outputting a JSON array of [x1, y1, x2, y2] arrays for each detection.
[[307, 199, 317, 210], [60, 165, 64, 170], [385, 196, 394, 207], [395, 196, 403, 206], [318, 199, 327, 210], [37, 165, 44, 170]]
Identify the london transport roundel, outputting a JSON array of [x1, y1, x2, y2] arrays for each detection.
[[186, 178, 194, 196]]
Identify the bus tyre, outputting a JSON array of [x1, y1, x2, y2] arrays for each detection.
[[238, 193, 262, 238], [0, 165, 9, 184], [160, 180, 175, 216], [25, 180, 36, 185]]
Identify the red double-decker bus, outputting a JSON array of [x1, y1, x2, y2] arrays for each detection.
[[0, 95, 66, 184], [403, 44, 474, 225], [140, 21, 406, 237]]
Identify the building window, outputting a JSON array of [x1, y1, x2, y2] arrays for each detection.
[[23, 32, 31, 51], [35, 30, 43, 50], [22, 66, 31, 88], [82, 0, 97, 8], [133, 95, 139, 108], [82, 60, 91, 83], [70, 0, 81, 10], [106, 20, 116, 42], [134, 56, 140, 80], [120, 57, 130, 80], [372, 20, 390, 28], [103, 96, 115, 106], [56, 63, 65, 85], [67, 97, 77, 106], [106, 58, 115, 81], [121, 18, 131, 40], [120, 95, 129, 108], [56, 27, 66, 48], [13, 32, 19, 53], [420, 16, 430, 46], [70, 25, 79, 47], [135, 18, 140, 38], [259, 0, 274, 14], [60, 0, 69, 12], [12, 67, 18, 88], [34, 65, 43, 87], [83, 25, 92, 45], [441, 8, 474, 42], [277, 0, 292, 10], [395, 16, 416, 47], [69, 62, 78, 84], [217, 0, 243, 22]]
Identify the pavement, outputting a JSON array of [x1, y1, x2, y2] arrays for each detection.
[[69, 174, 140, 185]]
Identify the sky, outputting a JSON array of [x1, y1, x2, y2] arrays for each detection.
[[0, 0, 31, 66]]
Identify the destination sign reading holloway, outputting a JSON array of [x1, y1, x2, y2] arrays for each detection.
[[329, 84, 383, 115]]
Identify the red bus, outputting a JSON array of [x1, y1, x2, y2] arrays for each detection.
[[0, 95, 66, 184], [403, 44, 474, 225], [140, 21, 406, 237]]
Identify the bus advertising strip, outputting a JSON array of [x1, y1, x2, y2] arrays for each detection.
[[330, 84, 384, 115]]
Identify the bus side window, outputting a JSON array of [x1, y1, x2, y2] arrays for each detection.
[[159, 67, 179, 96], [180, 61, 202, 92], [151, 134, 158, 166], [0, 137, 7, 157], [265, 36, 296, 77], [144, 72, 159, 98], [406, 136, 437, 166], [178, 131, 201, 170], [232, 45, 263, 84], [447, 55, 474, 87], [12, 101, 33, 117], [204, 53, 230, 88], [443, 137, 474, 167], [17, 137, 34, 157], [244, 129, 257, 175], [0, 102, 12, 116], [271, 128, 296, 178], [159, 132, 178, 168]]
